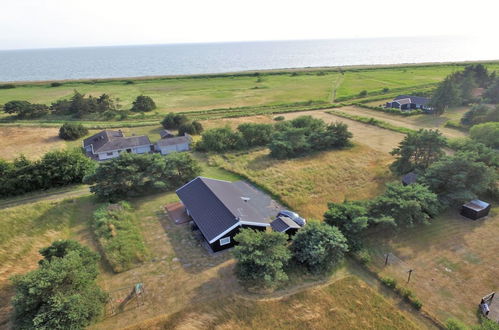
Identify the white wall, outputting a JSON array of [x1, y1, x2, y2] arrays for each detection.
[[133, 145, 151, 154], [97, 150, 120, 160], [158, 142, 190, 155]]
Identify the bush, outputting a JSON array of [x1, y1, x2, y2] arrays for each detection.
[[124, 80, 135, 85], [92, 202, 148, 272], [178, 120, 203, 135], [233, 229, 291, 287], [84, 152, 201, 200], [274, 116, 285, 121], [445, 318, 469, 330], [291, 221, 348, 273], [11, 240, 106, 329], [382, 87, 390, 93], [50, 82, 63, 87], [131, 95, 156, 112], [470, 122, 499, 148], [0, 149, 95, 197], [359, 90, 368, 97], [196, 126, 244, 152], [380, 276, 397, 289], [59, 122, 89, 140], [3, 100, 50, 118], [0, 83, 15, 89], [356, 249, 372, 265], [237, 123, 274, 147], [161, 113, 189, 129]]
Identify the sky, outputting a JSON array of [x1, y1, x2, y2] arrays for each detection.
[[1, 0, 498, 50]]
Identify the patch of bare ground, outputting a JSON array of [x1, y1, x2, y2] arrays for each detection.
[[0, 126, 65, 160]]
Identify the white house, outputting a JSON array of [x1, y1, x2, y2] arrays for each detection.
[[155, 134, 192, 155], [83, 130, 152, 161]]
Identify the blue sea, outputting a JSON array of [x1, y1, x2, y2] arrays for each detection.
[[1, 36, 498, 82]]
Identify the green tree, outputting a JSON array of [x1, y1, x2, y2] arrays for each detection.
[[291, 221, 348, 273], [39, 240, 99, 266], [11, 242, 106, 330], [369, 183, 440, 227], [196, 126, 244, 152], [3, 100, 49, 118], [131, 95, 156, 112], [3, 100, 31, 115], [460, 104, 491, 126], [178, 120, 204, 135], [84, 152, 201, 200], [484, 77, 499, 103], [449, 139, 499, 168], [233, 229, 291, 287], [237, 123, 274, 147], [422, 154, 495, 205], [459, 73, 477, 105], [324, 201, 369, 251], [58, 122, 89, 140], [390, 129, 447, 174], [269, 126, 311, 158], [430, 77, 461, 115], [470, 122, 499, 148], [161, 113, 189, 129]]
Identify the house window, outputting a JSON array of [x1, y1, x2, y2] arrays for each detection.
[[106, 152, 113, 156], [219, 237, 231, 246]]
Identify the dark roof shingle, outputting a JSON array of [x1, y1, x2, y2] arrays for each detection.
[[176, 177, 270, 243]]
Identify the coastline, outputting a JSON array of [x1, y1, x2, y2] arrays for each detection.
[[3, 59, 499, 85]]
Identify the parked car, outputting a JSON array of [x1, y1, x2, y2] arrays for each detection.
[[277, 210, 306, 226]]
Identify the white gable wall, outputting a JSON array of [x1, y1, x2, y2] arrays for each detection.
[[157, 142, 190, 155]]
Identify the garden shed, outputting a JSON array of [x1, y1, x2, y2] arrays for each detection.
[[460, 200, 491, 220]]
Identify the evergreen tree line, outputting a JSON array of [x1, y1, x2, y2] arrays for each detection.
[[430, 64, 498, 115], [196, 115, 353, 158], [2, 92, 156, 119], [0, 149, 95, 197]]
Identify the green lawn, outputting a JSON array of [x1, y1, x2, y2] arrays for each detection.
[[2, 62, 498, 121]]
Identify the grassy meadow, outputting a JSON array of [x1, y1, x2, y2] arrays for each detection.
[[2, 62, 499, 121], [208, 144, 395, 220], [364, 207, 499, 324], [132, 276, 421, 330]]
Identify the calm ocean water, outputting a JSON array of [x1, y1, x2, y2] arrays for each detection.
[[1, 36, 498, 82]]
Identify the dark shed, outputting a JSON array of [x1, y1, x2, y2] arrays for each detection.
[[402, 172, 418, 186], [460, 200, 491, 220], [271, 216, 301, 237]]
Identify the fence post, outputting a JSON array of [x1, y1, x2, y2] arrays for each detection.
[[384, 253, 389, 266]]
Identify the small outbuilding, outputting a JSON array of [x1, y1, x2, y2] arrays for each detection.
[[460, 200, 491, 220], [271, 216, 301, 237], [402, 172, 418, 186], [159, 129, 175, 139], [155, 134, 192, 155]]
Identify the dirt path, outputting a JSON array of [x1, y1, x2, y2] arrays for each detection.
[[0, 186, 91, 210], [338, 106, 467, 139], [283, 109, 405, 154]]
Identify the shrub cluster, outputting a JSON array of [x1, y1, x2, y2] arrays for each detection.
[[11, 240, 107, 329], [84, 152, 201, 200], [59, 122, 89, 140], [92, 202, 148, 272], [233, 221, 349, 287], [460, 104, 499, 127], [131, 95, 156, 112], [470, 122, 499, 148], [196, 116, 352, 157], [380, 277, 422, 310], [161, 113, 189, 129], [354, 103, 422, 116], [3, 100, 50, 118], [0, 149, 95, 197], [178, 120, 203, 135]]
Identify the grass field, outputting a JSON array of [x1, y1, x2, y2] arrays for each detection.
[[208, 144, 394, 220], [364, 207, 499, 325], [334, 105, 469, 139], [0, 126, 66, 160], [0, 195, 96, 327], [131, 276, 420, 330], [2, 63, 498, 119]]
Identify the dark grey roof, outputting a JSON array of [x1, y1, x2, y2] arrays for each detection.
[[463, 200, 490, 212], [156, 135, 191, 147], [394, 95, 430, 105], [160, 129, 175, 139], [97, 135, 151, 153], [83, 130, 124, 151], [176, 177, 269, 243], [271, 216, 301, 233], [402, 172, 418, 185]]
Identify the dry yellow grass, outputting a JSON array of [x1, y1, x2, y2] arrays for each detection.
[[208, 144, 394, 220], [0, 126, 65, 160], [365, 207, 499, 324], [127, 276, 420, 330]]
